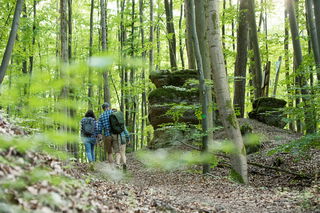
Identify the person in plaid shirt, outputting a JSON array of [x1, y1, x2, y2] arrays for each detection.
[[97, 102, 119, 164]]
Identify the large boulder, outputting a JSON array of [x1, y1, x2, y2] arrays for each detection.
[[248, 97, 287, 128], [148, 87, 199, 105], [148, 105, 199, 129], [148, 70, 200, 147], [148, 70, 200, 131], [150, 69, 198, 88]]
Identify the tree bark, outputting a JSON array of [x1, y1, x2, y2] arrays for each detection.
[[22, 3, 28, 75], [100, 0, 111, 103], [88, 0, 94, 108], [179, 3, 185, 69], [0, 0, 24, 85], [29, 0, 37, 74], [149, 0, 154, 72], [207, 0, 248, 184], [140, 0, 146, 148], [61, 0, 68, 63], [194, 0, 214, 173], [233, 0, 249, 118], [273, 56, 282, 97], [306, 0, 320, 80], [164, 0, 177, 70], [68, 0, 72, 61], [247, 0, 263, 98], [284, 8, 294, 131], [188, 0, 210, 174], [184, 0, 196, 70], [313, 0, 320, 51]]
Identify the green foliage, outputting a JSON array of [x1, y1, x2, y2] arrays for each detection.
[[268, 133, 320, 156]]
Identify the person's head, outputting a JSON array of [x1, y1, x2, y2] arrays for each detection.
[[101, 102, 110, 111], [112, 108, 117, 112], [85, 109, 96, 119]]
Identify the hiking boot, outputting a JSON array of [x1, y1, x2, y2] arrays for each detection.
[[122, 164, 127, 171]]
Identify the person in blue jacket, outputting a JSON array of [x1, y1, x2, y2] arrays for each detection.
[[80, 110, 98, 162]]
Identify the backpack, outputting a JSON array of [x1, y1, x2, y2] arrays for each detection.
[[109, 111, 125, 134], [82, 117, 95, 137]]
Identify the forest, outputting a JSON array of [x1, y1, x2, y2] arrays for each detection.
[[0, 0, 319, 212]]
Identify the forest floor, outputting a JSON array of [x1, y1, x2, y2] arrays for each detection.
[[0, 117, 319, 212]]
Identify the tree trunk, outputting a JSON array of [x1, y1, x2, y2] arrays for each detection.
[[140, 0, 146, 148], [207, 0, 248, 184], [100, 0, 111, 103], [233, 0, 249, 118], [156, 0, 161, 70], [306, 0, 320, 80], [179, 3, 185, 69], [273, 56, 282, 97], [184, 0, 196, 70], [247, 0, 263, 98], [149, 0, 154, 72], [284, 8, 294, 131], [187, 0, 210, 174], [286, 0, 316, 134], [120, 0, 126, 111], [29, 0, 37, 74], [22, 3, 28, 76], [313, 0, 320, 50], [61, 0, 68, 63], [164, 0, 177, 70], [88, 0, 94, 108], [230, 0, 235, 51], [221, 0, 227, 72], [194, 0, 214, 173], [0, 0, 24, 85], [68, 0, 72, 61]]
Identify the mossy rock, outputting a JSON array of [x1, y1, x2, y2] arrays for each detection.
[[252, 97, 287, 109], [150, 69, 198, 88], [148, 127, 187, 149], [248, 110, 287, 129], [256, 106, 283, 113], [148, 87, 199, 105], [148, 104, 199, 129]]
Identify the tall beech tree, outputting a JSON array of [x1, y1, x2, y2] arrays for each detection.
[[184, 0, 196, 70], [100, 0, 111, 103], [313, 0, 320, 49], [247, 0, 263, 98], [88, 0, 94, 108], [233, 0, 249, 118], [207, 0, 248, 183], [0, 0, 24, 85], [187, 0, 210, 174], [305, 0, 320, 79], [194, 0, 214, 172], [164, 0, 177, 70]]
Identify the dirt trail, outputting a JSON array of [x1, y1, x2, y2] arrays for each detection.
[[81, 151, 318, 213]]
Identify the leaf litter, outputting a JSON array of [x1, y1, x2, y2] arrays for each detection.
[[0, 116, 319, 212]]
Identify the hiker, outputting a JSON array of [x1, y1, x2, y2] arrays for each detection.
[[97, 103, 119, 164], [112, 108, 130, 170], [80, 110, 98, 162], [119, 126, 130, 170]]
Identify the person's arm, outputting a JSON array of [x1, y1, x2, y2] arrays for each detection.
[[124, 129, 130, 143]]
